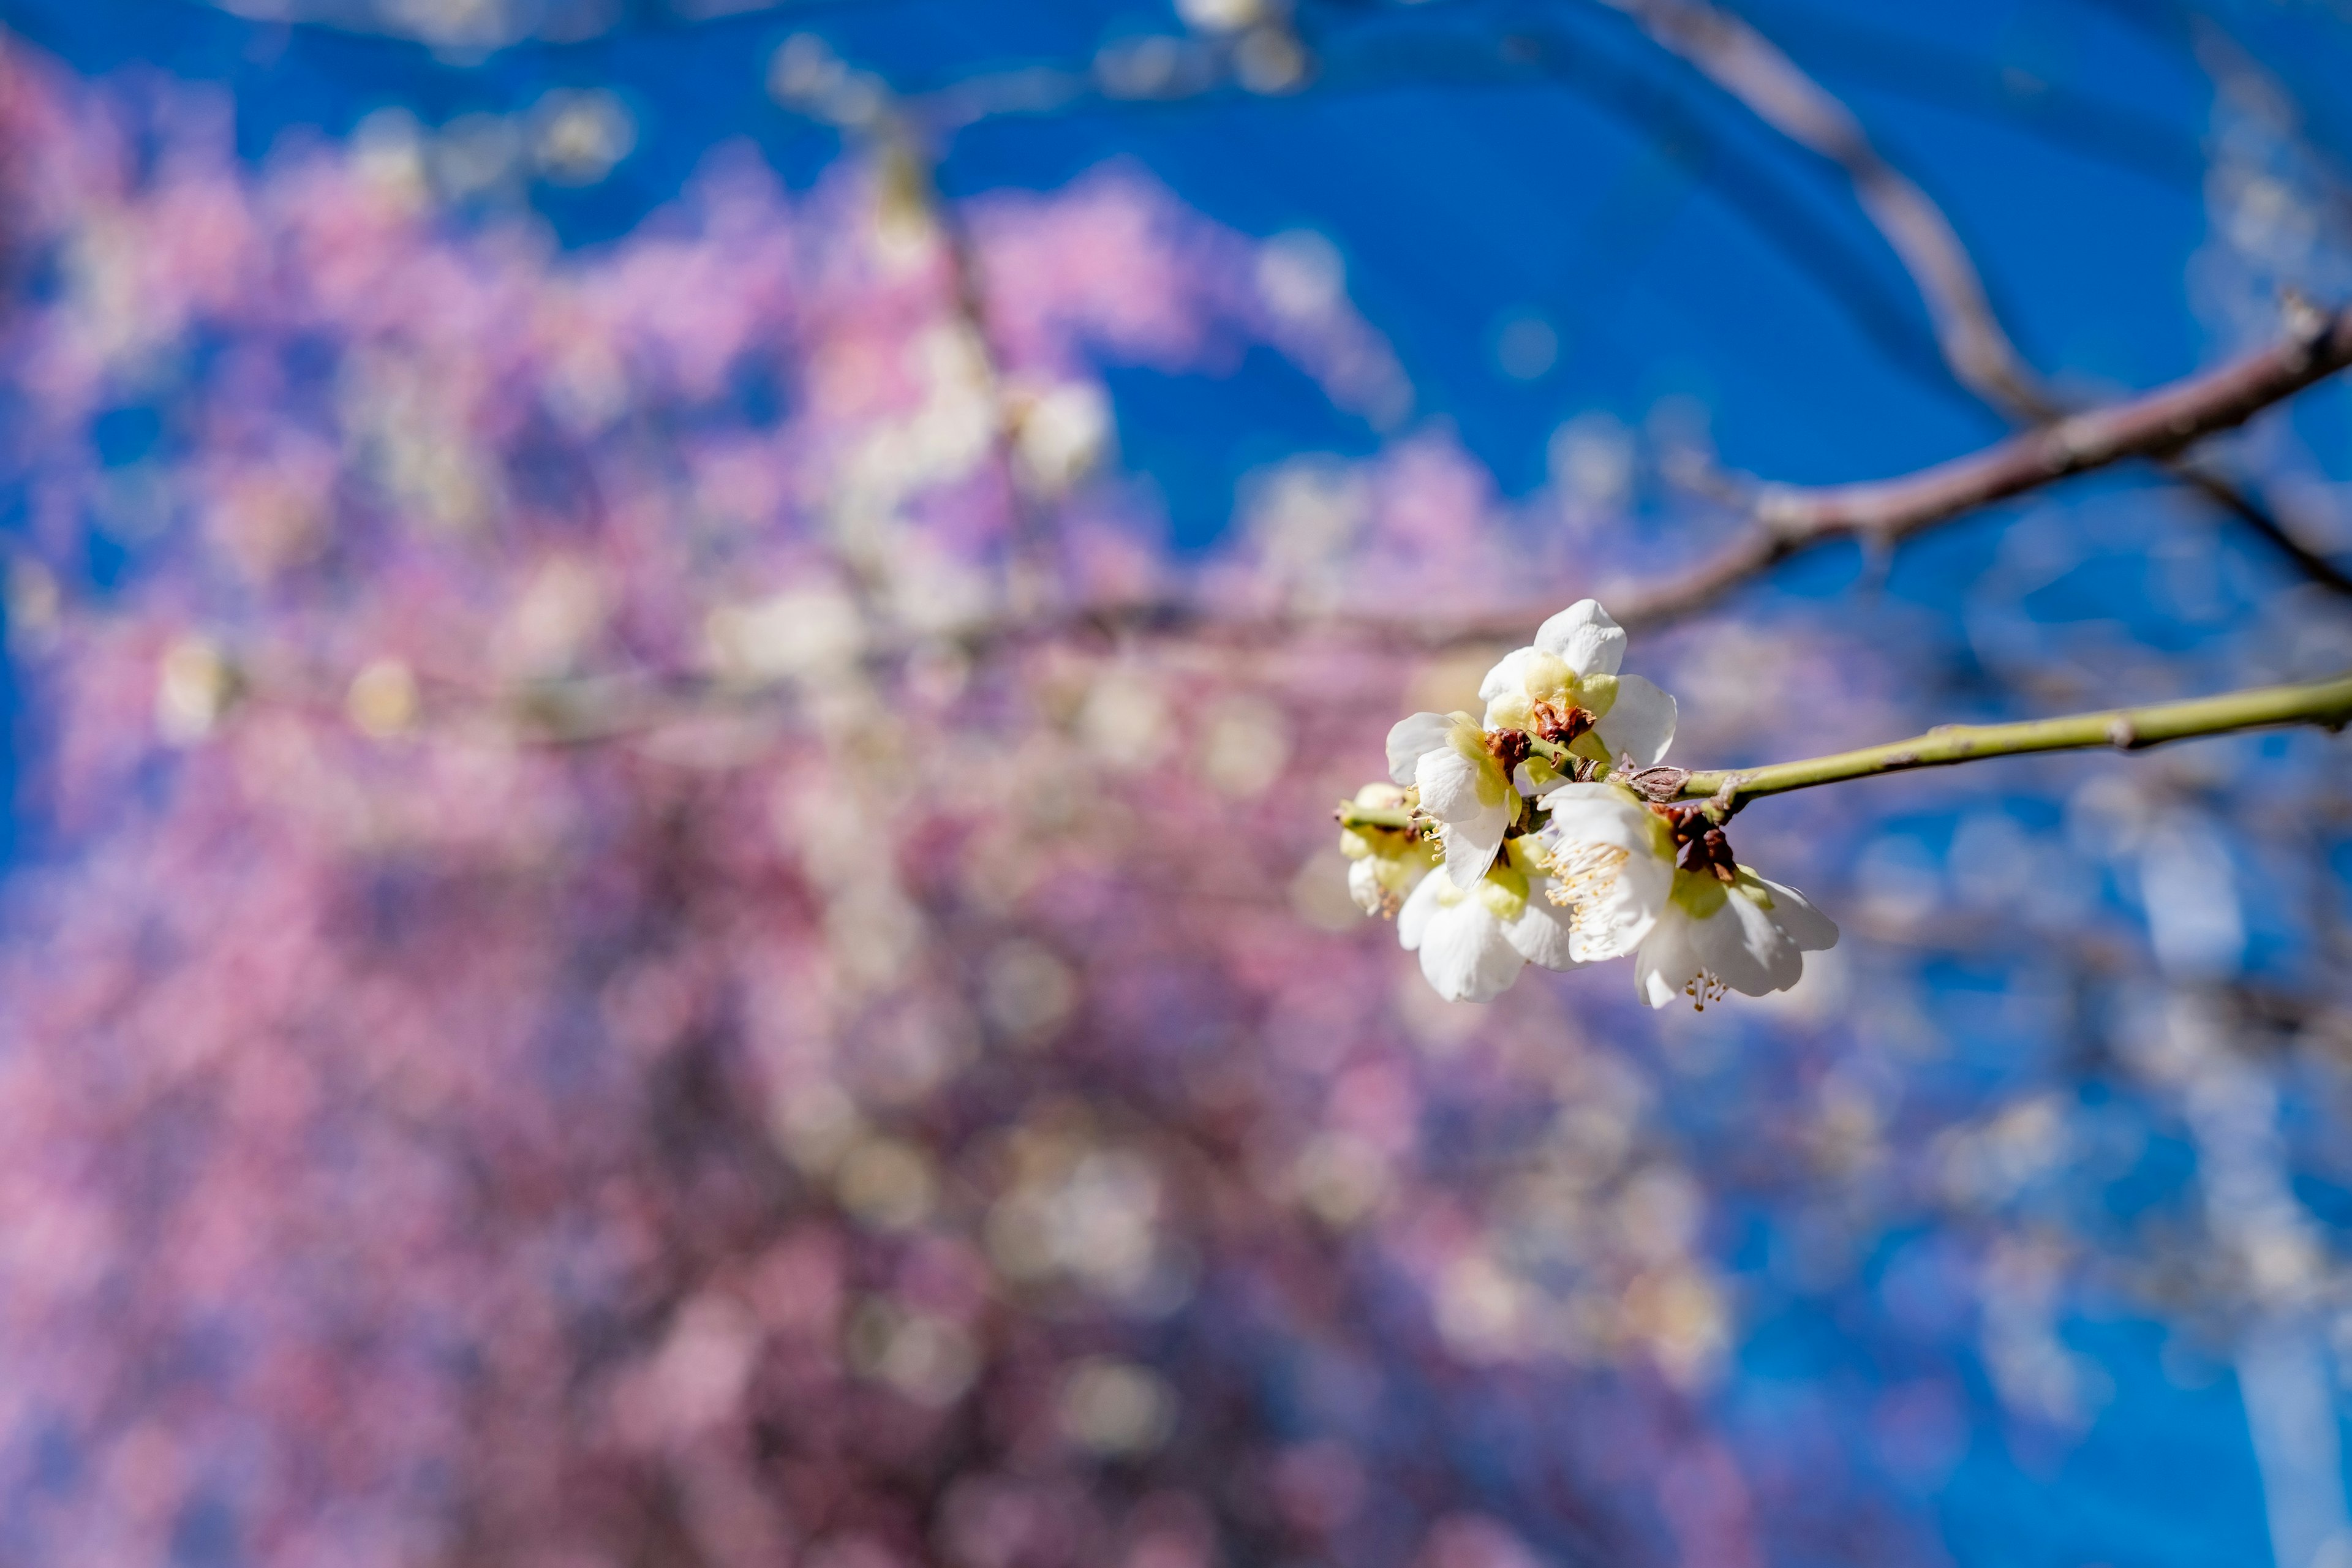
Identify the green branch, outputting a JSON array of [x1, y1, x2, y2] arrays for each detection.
[[1338, 671, 2352, 832], [1679, 669, 2352, 807]]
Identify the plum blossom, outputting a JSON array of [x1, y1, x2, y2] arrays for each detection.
[[1533, 783, 1837, 1009], [1382, 600, 1677, 897], [1340, 782, 1438, 915], [1479, 599, 1677, 769], [1396, 839, 1581, 1003], [1385, 709, 1520, 888]]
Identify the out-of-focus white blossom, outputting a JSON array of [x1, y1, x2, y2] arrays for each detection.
[[1009, 380, 1111, 497], [1176, 0, 1264, 33], [156, 635, 235, 744]]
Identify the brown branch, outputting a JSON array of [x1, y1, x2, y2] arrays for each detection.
[[1609, 0, 2352, 603], [2158, 457, 2352, 601], [1597, 0, 2054, 420], [1604, 304, 2352, 628]]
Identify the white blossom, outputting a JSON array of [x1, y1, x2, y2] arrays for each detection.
[[1396, 840, 1582, 1003], [1527, 782, 1677, 961], [1359, 599, 1828, 1009], [1533, 782, 1837, 1009], [1339, 783, 1437, 916], [1384, 710, 1518, 888], [1478, 599, 1677, 768]]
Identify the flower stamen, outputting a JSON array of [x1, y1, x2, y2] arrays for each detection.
[[1544, 839, 1632, 926], [1683, 970, 1728, 1011]]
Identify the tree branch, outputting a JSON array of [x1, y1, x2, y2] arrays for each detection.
[[1676, 669, 2352, 807], [1610, 0, 2352, 605], [1608, 304, 2352, 628], [1338, 669, 2352, 832], [1597, 0, 2054, 419]]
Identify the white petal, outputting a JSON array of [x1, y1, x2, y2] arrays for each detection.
[[1634, 907, 1703, 1008], [1396, 869, 1446, 950], [1386, 711, 1456, 786], [1531, 600, 1625, 677], [1504, 889, 1581, 971], [1438, 794, 1510, 888], [1348, 857, 1385, 915], [1418, 899, 1529, 1003], [1593, 673, 1676, 767], [1477, 646, 1539, 706], [1755, 875, 1839, 951], [1415, 744, 1485, 823], [1536, 789, 1660, 858], [1691, 891, 1801, 997]]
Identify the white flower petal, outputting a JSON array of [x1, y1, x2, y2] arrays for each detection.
[[1504, 888, 1581, 971], [1348, 856, 1385, 915], [1419, 899, 1529, 1003], [1438, 794, 1510, 888], [1477, 646, 1538, 706], [1593, 673, 1677, 767], [1690, 889, 1800, 996], [1536, 787, 1659, 856], [1755, 875, 1839, 951], [1396, 869, 1446, 950], [1415, 745, 1485, 822], [1634, 906, 1703, 1008], [1386, 711, 1456, 786], [1531, 600, 1626, 677]]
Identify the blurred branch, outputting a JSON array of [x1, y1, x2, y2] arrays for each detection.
[[1616, 302, 2352, 625], [1596, 0, 2052, 420], [902, 2, 2352, 632], [1611, 0, 2352, 603], [1694, 0, 2203, 192], [2158, 458, 2352, 600]]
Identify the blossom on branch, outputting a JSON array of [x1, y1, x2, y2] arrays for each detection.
[[1352, 594, 1831, 1008], [1385, 709, 1521, 888], [1534, 783, 1837, 1010], [1340, 782, 1438, 916], [1396, 839, 1582, 1003], [1479, 599, 1678, 770]]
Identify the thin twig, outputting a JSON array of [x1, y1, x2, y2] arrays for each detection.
[[1596, 0, 2053, 418], [1336, 668, 2352, 830], [1675, 669, 2352, 807]]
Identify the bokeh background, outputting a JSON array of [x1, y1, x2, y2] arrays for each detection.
[[1, 1, 2350, 1564]]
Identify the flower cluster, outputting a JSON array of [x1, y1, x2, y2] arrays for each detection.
[[1354, 600, 1837, 1006]]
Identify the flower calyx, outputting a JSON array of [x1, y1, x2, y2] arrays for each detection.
[[1529, 699, 1595, 747], [1485, 726, 1533, 778], [1650, 802, 1739, 884]]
